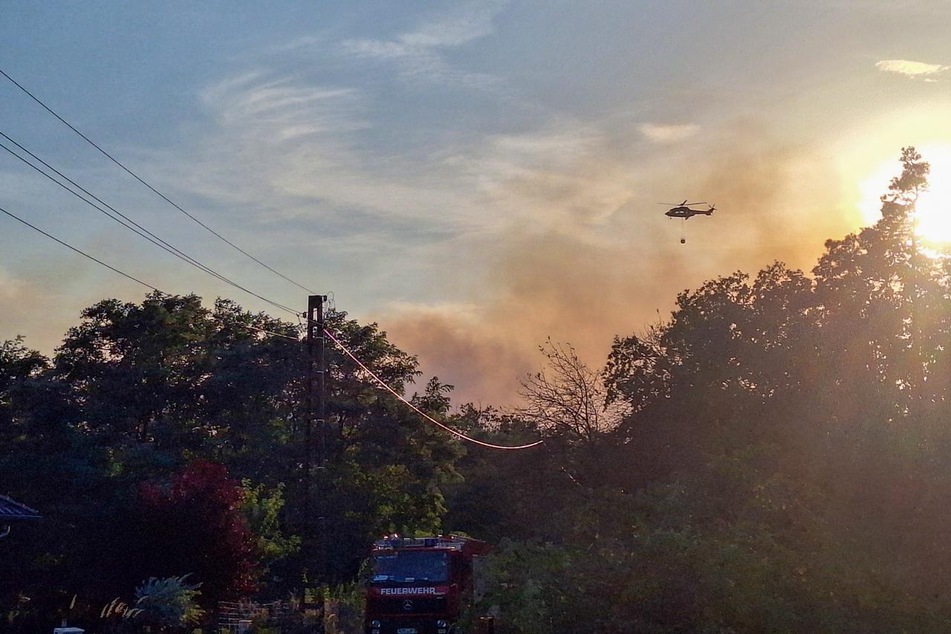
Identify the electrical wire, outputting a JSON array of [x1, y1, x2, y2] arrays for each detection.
[[322, 327, 543, 450], [0, 202, 301, 342], [244, 323, 301, 342], [0, 204, 162, 293], [1, 69, 547, 450], [1, 202, 540, 450], [3, 196, 541, 450], [0, 67, 318, 295], [0, 131, 300, 317]]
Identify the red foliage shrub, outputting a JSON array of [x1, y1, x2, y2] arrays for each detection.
[[137, 460, 260, 603]]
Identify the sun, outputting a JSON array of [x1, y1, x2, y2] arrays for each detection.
[[910, 145, 951, 247], [857, 144, 951, 248]]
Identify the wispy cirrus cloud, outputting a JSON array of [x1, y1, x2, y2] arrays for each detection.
[[186, 71, 377, 219], [639, 122, 700, 144], [876, 59, 949, 80], [340, 1, 505, 85], [456, 123, 635, 229], [186, 70, 492, 234], [202, 71, 366, 138]]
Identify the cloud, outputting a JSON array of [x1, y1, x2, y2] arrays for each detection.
[[450, 122, 637, 229], [194, 72, 458, 225], [202, 72, 366, 137], [639, 123, 701, 144], [875, 59, 949, 79], [344, 2, 501, 57], [340, 2, 505, 85], [152, 67, 508, 304]]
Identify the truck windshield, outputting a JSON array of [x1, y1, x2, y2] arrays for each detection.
[[371, 551, 449, 583]]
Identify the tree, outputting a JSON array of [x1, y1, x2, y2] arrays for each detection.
[[440, 406, 567, 544], [131, 460, 260, 605], [2, 292, 476, 626], [298, 313, 468, 581], [52, 292, 304, 465], [517, 339, 624, 445], [53, 293, 215, 445], [510, 339, 627, 492], [600, 261, 818, 493], [0, 337, 126, 630], [811, 147, 937, 427], [457, 147, 951, 631]]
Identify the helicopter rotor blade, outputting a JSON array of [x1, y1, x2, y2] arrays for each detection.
[[659, 201, 708, 208]]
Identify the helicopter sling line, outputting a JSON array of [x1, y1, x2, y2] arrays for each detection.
[[322, 327, 544, 451], [0, 66, 317, 296]]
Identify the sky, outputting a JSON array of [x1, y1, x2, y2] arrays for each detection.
[[3, 1, 951, 407]]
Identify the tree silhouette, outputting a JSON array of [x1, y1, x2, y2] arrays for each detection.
[[472, 147, 951, 631]]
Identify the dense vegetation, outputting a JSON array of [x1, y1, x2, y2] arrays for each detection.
[[4, 148, 951, 632]]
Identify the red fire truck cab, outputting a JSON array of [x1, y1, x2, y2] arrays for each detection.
[[364, 535, 490, 634]]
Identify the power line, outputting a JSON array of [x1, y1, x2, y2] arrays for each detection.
[[323, 327, 544, 451], [0, 66, 318, 295], [1, 69, 543, 445], [0, 204, 162, 293], [0, 133, 217, 275], [0, 132, 300, 317], [4, 190, 540, 450], [0, 201, 302, 342], [3, 200, 536, 449]]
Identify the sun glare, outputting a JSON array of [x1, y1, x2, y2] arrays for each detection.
[[911, 145, 951, 247], [857, 144, 951, 248]]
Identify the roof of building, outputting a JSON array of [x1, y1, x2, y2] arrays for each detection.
[[0, 494, 41, 521]]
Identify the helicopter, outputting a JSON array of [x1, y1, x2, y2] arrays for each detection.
[[662, 200, 716, 219], [659, 200, 717, 244]]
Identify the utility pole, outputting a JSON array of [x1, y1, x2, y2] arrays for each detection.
[[306, 294, 328, 475], [304, 295, 328, 599]]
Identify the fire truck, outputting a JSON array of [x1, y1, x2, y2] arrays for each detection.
[[364, 534, 491, 634]]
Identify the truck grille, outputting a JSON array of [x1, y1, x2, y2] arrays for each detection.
[[371, 596, 448, 615]]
